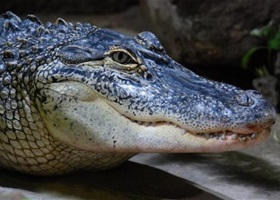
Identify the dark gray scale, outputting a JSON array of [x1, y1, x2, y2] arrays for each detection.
[[25, 14, 43, 26], [2, 48, 18, 61], [0, 11, 97, 82], [0, 12, 21, 44], [0, 62, 5, 75]]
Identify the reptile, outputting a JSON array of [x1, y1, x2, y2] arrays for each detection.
[[0, 11, 276, 175]]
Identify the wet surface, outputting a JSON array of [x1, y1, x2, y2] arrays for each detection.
[[131, 119, 280, 199], [0, 162, 222, 200]]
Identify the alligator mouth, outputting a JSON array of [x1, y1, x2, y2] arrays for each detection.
[[131, 119, 268, 142], [105, 98, 272, 152], [195, 131, 261, 141]]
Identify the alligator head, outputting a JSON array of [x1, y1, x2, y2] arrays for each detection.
[[37, 28, 276, 153]]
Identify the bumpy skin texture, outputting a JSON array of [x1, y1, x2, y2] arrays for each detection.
[[0, 12, 276, 175], [0, 12, 133, 174]]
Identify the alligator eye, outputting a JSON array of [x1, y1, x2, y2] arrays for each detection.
[[111, 51, 131, 64]]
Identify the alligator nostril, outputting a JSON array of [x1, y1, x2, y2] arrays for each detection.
[[236, 92, 255, 107], [246, 90, 263, 98]]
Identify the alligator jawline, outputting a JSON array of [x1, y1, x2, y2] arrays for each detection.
[[130, 118, 265, 142]]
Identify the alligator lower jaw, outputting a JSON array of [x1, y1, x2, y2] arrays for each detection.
[[131, 119, 267, 142]]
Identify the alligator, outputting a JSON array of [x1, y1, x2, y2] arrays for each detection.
[[0, 11, 276, 175]]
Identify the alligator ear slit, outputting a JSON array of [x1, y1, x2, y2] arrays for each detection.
[[59, 45, 104, 64]]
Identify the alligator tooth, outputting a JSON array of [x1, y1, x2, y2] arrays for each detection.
[[250, 133, 256, 139], [203, 133, 209, 139], [137, 121, 143, 125], [209, 133, 215, 138], [152, 122, 157, 126], [215, 134, 220, 140], [231, 134, 237, 140], [221, 134, 226, 140], [143, 122, 150, 127], [238, 136, 247, 142]]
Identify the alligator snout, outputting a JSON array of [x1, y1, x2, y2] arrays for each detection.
[[233, 89, 276, 132]]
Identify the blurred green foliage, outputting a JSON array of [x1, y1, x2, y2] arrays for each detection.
[[242, 21, 280, 77]]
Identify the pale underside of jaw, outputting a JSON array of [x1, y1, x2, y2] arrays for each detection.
[[130, 119, 267, 143], [112, 110, 270, 153]]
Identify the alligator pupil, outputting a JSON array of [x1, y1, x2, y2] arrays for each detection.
[[112, 52, 130, 64]]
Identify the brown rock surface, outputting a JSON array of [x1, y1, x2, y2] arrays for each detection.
[[142, 0, 280, 68]]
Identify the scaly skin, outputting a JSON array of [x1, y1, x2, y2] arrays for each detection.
[[0, 12, 276, 175]]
